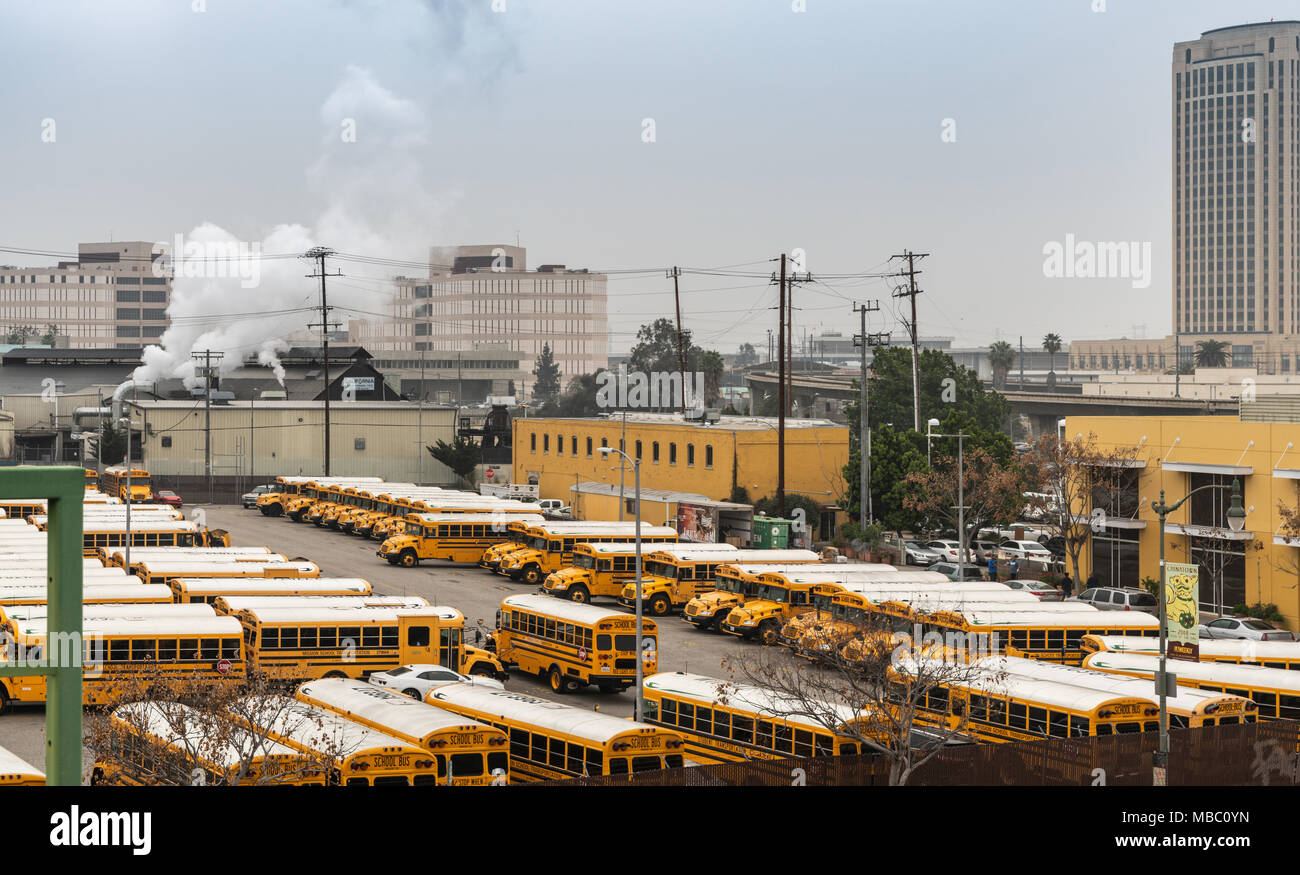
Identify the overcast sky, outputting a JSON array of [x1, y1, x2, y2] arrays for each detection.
[[0, 0, 1284, 356]]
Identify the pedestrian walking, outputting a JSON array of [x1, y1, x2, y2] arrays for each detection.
[[986, 555, 997, 581], [1061, 576, 1074, 599], [1009, 558, 1019, 580]]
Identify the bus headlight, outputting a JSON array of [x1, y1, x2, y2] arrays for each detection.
[[742, 619, 756, 626]]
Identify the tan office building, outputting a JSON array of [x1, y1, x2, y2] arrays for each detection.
[[0, 242, 171, 349]]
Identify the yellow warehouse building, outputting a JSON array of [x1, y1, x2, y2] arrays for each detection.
[[1072, 408, 1300, 631]]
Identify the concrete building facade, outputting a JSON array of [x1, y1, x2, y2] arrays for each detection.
[[0, 242, 171, 350]]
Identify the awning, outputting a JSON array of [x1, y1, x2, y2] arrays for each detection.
[[1273, 535, 1300, 547], [1162, 462, 1253, 476], [1065, 457, 1146, 468], [1273, 468, 1300, 480], [1165, 522, 1255, 541], [1067, 514, 1146, 530]]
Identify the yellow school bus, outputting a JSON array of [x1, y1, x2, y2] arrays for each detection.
[[133, 559, 320, 585], [170, 577, 373, 604], [286, 477, 386, 522], [0, 582, 174, 607], [720, 574, 840, 645], [497, 523, 678, 586], [0, 744, 44, 785], [352, 489, 457, 538], [235, 604, 504, 681], [641, 671, 875, 763], [920, 609, 1159, 664], [1082, 651, 1300, 720], [622, 548, 821, 616], [1080, 634, 1300, 672], [256, 476, 319, 517], [542, 542, 734, 605], [237, 696, 443, 787], [370, 496, 536, 542], [493, 593, 657, 695], [682, 563, 866, 632], [99, 467, 152, 503], [295, 678, 511, 786], [378, 511, 545, 567], [91, 701, 327, 786], [327, 484, 413, 532], [479, 519, 539, 570], [84, 469, 98, 490], [428, 683, 686, 781], [0, 615, 245, 712], [99, 546, 281, 568], [74, 521, 199, 556]]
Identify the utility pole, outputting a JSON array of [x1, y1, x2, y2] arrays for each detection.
[[767, 329, 773, 366], [191, 350, 223, 504], [304, 247, 341, 476], [669, 267, 686, 415], [1174, 328, 1181, 398], [1019, 336, 1025, 390], [853, 302, 881, 526], [776, 255, 786, 517], [890, 250, 929, 432]]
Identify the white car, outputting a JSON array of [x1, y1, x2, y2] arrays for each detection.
[[998, 539, 1054, 561], [1198, 617, 1297, 642], [367, 664, 504, 699], [924, 540, 976, 563]]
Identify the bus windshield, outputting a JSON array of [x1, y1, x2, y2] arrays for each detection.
[[573, 554, 596, 570], [644, 561, 676, 579], [529, 536, 548, 551], [755, 584, 788, 603], [716, 577, 741, 594]]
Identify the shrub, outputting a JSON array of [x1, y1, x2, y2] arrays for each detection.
[[1140, 576, 1161, 598]]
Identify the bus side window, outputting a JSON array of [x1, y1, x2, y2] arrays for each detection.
[[837, 741, 858, 755], [510, 728, 528, 759], [548, 738, 566, 770], [408, 625, 430, 647], [585, 747, 603, 775], [597, 634, 611, 651], [812, 733, 832, 757], [530, 732, 545, 763], [608, 757, 629, 775]]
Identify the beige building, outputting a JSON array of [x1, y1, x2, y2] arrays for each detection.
[[349, 244, 609, 391], [1071, 334, 1300, 375], [0, 242, 171, 349], [130, 400, 458, 484], [1081, 367, 1300, 400]]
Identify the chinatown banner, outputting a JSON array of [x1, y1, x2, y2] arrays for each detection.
[[1164, 562, 1200, 661]]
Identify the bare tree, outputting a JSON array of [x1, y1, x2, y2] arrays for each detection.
[[722, 616, 1000, 785], [1021, 432, 1143, 586], [85, 668, 343, 786], [902, 445, 1026, 556]]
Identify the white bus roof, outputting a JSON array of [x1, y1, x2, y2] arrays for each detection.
[[107, 547, 279, 561], [587, 543, 738, 557], [112, 701, 304, 770], [1085, 635, 1300, 661], [242, 697, 420, 758], [296, 679, 493, 744], [0, 582, 163, 599], [952, 611, 1160, 628], [136, 561, 319, 574], [0, 565, 129, 576], [717, 563, 884, 577], [11, 615, 242, 638], [78, 522, 199, 534], [502, 593, 643, 625], [1083, 651, 1300, 691], [824, 581, 1012, 595], [429, 683, 666, 745], [984, 655, 1249, 713], [902, 657, 1152, 713], [173, 578, 371, 594], [0, 744, 44, 781], [217, 596, 428, 611], [2, 603, 216, 622], [768, 569, 946, 584], [524, 523, 677, 535], [238, 605, 461, 624], [409, 512, 545, 524], [643, 672, 864, 732]]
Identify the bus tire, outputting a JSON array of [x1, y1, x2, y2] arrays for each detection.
[[567, 585, 590, 604], [0, 686, 9, 715], [711, 613, 728, 632], [648, 594, 671, 617], [324, 671, 348, 679], [468, 662, 494, 677], [522, 565, 542, 586], [399, 550, 418, 568], [402, 688, 422, 700], [758, 620, 780, 646], [548, 666, 567, 694]]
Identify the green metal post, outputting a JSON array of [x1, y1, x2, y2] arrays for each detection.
[[0, 467, 84, 785]]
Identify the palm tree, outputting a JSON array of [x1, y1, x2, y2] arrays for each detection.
[[1042, 333, 1062, 374], [1194, 339, 1230, 368], [988, 341, 1016, 389]]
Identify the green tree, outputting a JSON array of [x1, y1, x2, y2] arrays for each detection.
[[988, 341, 1016, 389], [5, 325, 36, 345], [1042, 333, 1062, 373], [531, 343, 561, 403], [629, 317, 688, 375], [696, 349, 724, 406], [92, 421, 127, 467], [841, 424, 927, 534], [40, 323, 59, 345], [539, 371, 605, 417], [736, 342, 759, 367], [427, 436, 483, 487], [1194, 339, 1230, 368]]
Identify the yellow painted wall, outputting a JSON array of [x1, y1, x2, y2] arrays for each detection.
[[512, 418, 849, 510], [570, 491, 678, 527], [1071, 415, 1300, 630]]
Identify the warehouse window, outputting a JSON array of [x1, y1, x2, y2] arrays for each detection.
[[555, 434, 562, 456], [586, 437, 592, 457], [544, 434, 549, 453], [635, 440, 642, 462], [705, 445, 713, 468], [571, 436, 577, 455], [355, 438, 366, 450], [687, 444, 695, 467], [652, 442, 660, 463], [531, 433, 536, 453], [669, 443, 677, 465], [161, 436, 172, 448]]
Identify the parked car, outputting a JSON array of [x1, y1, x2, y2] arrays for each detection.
[[998, 539, 1055, 562], [930, 561, 986, 581], [367, 664, 505, 699], [242, 485, 274, 508], [1197, 617, 1297, 641], [924, 540, 976, 563], [1001, 579, 1063, 601], [155, 490, 183, 509], [1069, 587, 1158, 615], [971, 540, 1002, 561], [902, 541, 942, 566], [1041, 536, 1067, 559], [998, 526, 1051, 544]]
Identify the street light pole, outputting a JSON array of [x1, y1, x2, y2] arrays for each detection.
[[1150, 478, 1245, 777], [928, 425, 968, 579], [600, 445, 644, 721]]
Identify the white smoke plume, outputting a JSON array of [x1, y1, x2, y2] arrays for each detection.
[[133, 0, 522, 390]]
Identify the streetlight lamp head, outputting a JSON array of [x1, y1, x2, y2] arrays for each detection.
[[1227, 478, 1247, 533], [927, 418, 940, 428], [597, 447, 613, 456]]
